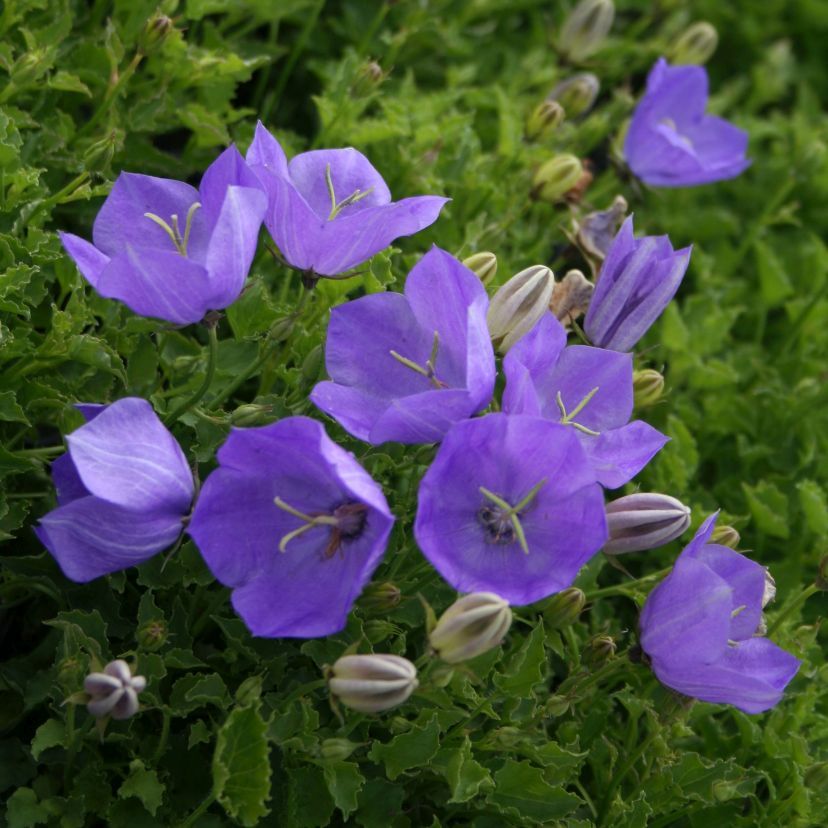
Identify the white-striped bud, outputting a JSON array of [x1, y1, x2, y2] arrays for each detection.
[[559, 0, 615, 62], [604, 493, 691, 554], [84, 660, 146, 720], [429, 592, 512, 664], [328, 654, 418, 714], [487, 265, 555, 353]]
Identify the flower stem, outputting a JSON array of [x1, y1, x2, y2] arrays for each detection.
[[177, 793, 217, 828], [77, 52, 143, 139], [766, 583, 820, 636], [164, 325, 219, 426]]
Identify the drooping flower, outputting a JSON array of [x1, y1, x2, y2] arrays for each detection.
[[311, 246, 495, 445], [85, 660, 146, 720], [503, 312, 668, 488], [624, 58, 750, 187], [36, 399, 194, 582], [59, 146, 267, 324], [414, 413, 607, 604], [245, 121, 448, 279], [583, 216, 691, 352], [187, 416, 394, 638], [639, 514, 800, 714]]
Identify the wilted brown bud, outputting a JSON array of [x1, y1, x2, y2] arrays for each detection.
[[550, 269, 593, 326], [575, 195, 628, 268]]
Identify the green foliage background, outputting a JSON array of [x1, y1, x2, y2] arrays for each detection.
[[1, 0, 827, 825]]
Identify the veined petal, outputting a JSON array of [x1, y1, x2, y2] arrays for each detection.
[[51, 453, 88, 506], [246, 121, 289, 178], [59, 232, 110, 287], [198, 145, 263, 236], [311, 382, 387, 443], [580, 420, 669, 488], [369, 388, 479, 445]]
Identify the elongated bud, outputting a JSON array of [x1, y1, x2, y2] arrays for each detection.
[[545, 695, 570, 716], [83, 130, 121, 174], [268, 314, 296, 342], [462, 251, 498, 286], [358, 581, 402, 613], [526, 100, 565, 141], [532, 155, 583, 203], [559, 0, 615, 62], [429, 592, 512, 663], [319, 738, 360, 762], [632, 369, 665, 408], [327, 654, 418, 714], [710, 524, 740, 549], [542, 587, 586, 628], [487, 265, 555, 353], [84, 660, 146, 720], [550, 269, 593, 326], [137, 13, 174, 57], [604, 493, 691, 554], [669, 22, 718, 66], [364, 619, 399, 644], [229, 403, 275, 427], [548, 74, 600, 119], [576, 195, 628, 266], [583, 633, 616, 668], [351, 61, 385, 97], [301, 344, 323, 383]]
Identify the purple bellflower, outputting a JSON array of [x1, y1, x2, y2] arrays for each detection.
[[503, 312, 668, 488], [584, 216, 691, 352], [640, 514, 800, 714], [624, 58, 750, 187], [59, 146, 267, 324], [187, 417, 394, 638], [245, 121, 448, 279], [36, 399, 194, 582], [311, 246, 495, 445], [414, 413, 607, 605]]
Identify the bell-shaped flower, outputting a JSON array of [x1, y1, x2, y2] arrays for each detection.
[[584, 216, 691, 352], [36, 399, 194, 582], [245, 121, 448, 278], [59, 146, 267, 324], [311, 246, 495, 444], [414, 413, 607, 605], [503, 312, 668, 488], [187, 416, 394, 638], [639, 514, 800, 714], [624, 58, 750, 187]]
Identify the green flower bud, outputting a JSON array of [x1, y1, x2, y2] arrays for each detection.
[[525, 100, 565, 141], [364, 619, 399, 644], [301, 344, 323, 384], [328, 654, 418, 714], [532, 154, 583, 203], [358, 581, 402, 613], [558, 0, 615, 62], [82, 130, 121, 174], [429, 592, 512, 664], [137, 13, 175, 57], [604, 493, 691, 555], [668, 22, 718, 66], [462, 251, 498, 286], [57, 656, 87, 691], [351, 61, 385, 97], [229, 404, 275, 427], [632, 369, 665, 408], [137, 619, 168, 651], [487, 264, 555, 353], [548, 74, 600, 119], [550, 269, 593, 326], [710, 524, 741, 549], [319, 738, 360, 762], [583, 634, 616, 668], [10, 49, 50, 89], [268, 314, 296, 342], [544, 695, 571, 716], [542, 587, 586, 629]]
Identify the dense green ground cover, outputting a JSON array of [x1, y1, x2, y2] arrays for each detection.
[[1, 0, 827, 825]]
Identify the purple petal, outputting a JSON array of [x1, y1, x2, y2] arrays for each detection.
[[580, 419, 669, 488], [51, 453, 89, 506], [641, 60, 709, 127], [682, 115, 751, 183], [105, 660, 133, 683], [36, 497, 183, 582], [87, 688, 125, 717], [84, 673, 122, 695], [75, 404, 106, 423], [246, 121, 289, 178], [198, 145, 263, 230], [310, 383, 387, 443], [59, 232, 110, 287], [66, 397, 193, 513], [111, 687, 140, 719]]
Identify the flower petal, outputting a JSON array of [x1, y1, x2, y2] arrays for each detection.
[[311, 382, 388, 443], [59, 232, 110, 287], [246, 121, 289, 178], [580, 419, 669, 488]]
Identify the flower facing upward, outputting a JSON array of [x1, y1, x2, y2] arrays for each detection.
[[584, 216, 691, 352], [624, 58, 750, 188], [187, 417, 394, 638], [503, 313, 668, 488], [639, 514, 800, 714], [36, 399, 194, 582], [414, 414, 607, 605], [311, 246, 495, 445], [246, 121, 448, 278], [60, 146, 267, 324]]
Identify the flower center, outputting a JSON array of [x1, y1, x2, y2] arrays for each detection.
[[325, 163, 374, 220], [658, 118, 695, 150], [556, 387, 601, 436], [274, 496, 368, 560], [389, 330, 447, 389], [477, 479, 547, 555], [143, 201, 201, 256]]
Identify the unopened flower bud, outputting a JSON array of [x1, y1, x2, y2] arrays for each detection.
[[268, 314, 296, 342], [583, 634, 616, 668], [558, 0, 615, 62], [351, 61, 385, 97], [544, 695, 570, 716], [137, 13, 174, 57], [319, 738, 360, 762], [429, 592, 512, 664], [11, 50, 50, 88], [84, 660, 146, 720], [576, 195, 628, 266], [83, 130, 121, 174], [328, 654, 418, 714], [462, 251, 498, 286], [487, 265, 555, 352], [525, 100, 565, 141], [550, 269, 593, 326], [57, 657, 86, 691], [364, 619, 399, 644], [532, 155, 583, 203], [632, 369, 665, 408], [710, 524, 740, 549], [229, 403, 274, 427], [542, 587, 586, 629], [668, 22, 718, 66], [816, 555, 828, 591], [301, 344, 323, 384], [604, 493, 691, 554], [358, 581, 402, 613], [137, 619, 167, 651], [548, 74, 600, 119]]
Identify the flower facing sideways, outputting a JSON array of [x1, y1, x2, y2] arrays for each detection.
[[187, 417, 394, 638]]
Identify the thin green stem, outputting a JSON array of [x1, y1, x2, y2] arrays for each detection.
[[766, 583, 820, 636], [77, 52, 143, 139], [164, 325, 219, 425], [597, 727, 660, 825], [153, 706, 172, 763], [177, 793, 217, 828], [586, 566, 671, 602]]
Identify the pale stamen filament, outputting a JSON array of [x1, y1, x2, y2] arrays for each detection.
[[556, 387, 601, 436]]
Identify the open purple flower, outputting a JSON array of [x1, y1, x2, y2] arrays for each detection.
[[59, 146, 267, 324], [36, 399, 194, 582], [311, 246, 495, 445], [187, 417, 394, 638], [584, 216, 691, 352], [246, 121, 448, 278], [624, 58, 750, 187], [414, 414, 607, 604], [640, 514, 800, 714], [503, 312, 668, 488]]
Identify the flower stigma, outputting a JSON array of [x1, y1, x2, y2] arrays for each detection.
[[477, 479, 547, 555], [325, 163, 374, 220], [274, 496, 368, 559], [143, 201, 201, 256], [389, 330, 447, 389], [556, 387, 600, 436]]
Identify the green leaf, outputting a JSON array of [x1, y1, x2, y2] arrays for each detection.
[[368, 712, 442, 780], [169, 673, 230, 715], [0, 391, 29, 424], [5, 788, 49, 828], [487, 760, 581, 823], [286, 766, 334, 828], [797, 479, 828, 535], [494, 622, 546, 696], [117, 760, 165, 817], [323, 761, 364, 820], [212, 703, 271, 826], [30, 718, 65, 761], [743, 480, 790, 539], [442, 736, 493, 803]]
